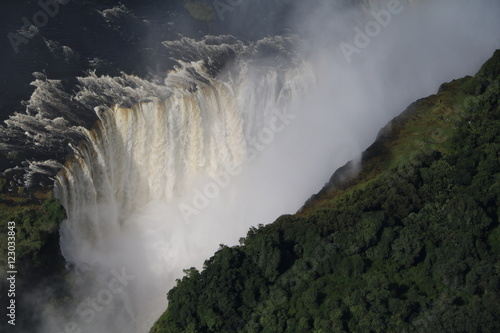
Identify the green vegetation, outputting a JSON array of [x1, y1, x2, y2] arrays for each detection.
[[150, 50, 500, 333], [0, 185, 66, 276], [0, 184, 67, 332]]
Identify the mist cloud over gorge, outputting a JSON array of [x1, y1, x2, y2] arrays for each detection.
[[252, 0, 500, 203], [11, 0, 498, 332]]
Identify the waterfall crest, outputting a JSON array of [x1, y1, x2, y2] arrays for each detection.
[[55, 57, 314, 266], [45, 45, 314, 330]]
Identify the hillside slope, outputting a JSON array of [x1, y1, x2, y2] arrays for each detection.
[[150, 50, 500, 333]]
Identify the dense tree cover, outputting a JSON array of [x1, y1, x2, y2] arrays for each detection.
[[151, 50, 500, 333], [0, 191, 66, 331], [0, 191, 66, 272]]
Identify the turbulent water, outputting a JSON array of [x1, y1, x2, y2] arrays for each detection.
[[56, 48, 313, 265], [1, 0, 499, 331], [16, 36, 313, 332]]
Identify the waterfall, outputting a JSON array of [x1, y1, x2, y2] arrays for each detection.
[[0, 1, 499, 331], [50, 55, 315, 331]]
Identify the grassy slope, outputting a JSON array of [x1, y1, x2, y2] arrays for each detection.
[[150, 50, 500, 333], [299, 74, 479, 215]]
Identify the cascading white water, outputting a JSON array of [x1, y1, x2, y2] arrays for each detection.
[[7, 1, 495, 331], [52, 58, 315, 332]]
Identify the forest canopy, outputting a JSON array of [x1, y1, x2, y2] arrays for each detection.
[[150, 50, 500, 333]]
